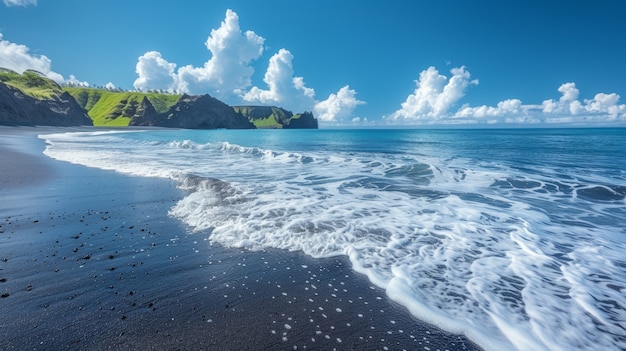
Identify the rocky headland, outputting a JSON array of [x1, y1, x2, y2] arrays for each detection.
[[1, 68, 318, 129], [0, 69, 92, 126], [233, 106, 318, 129], [129, 94, 255, 129]]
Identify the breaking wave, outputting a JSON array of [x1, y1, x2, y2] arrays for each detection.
[[40, 129, 626, 351]]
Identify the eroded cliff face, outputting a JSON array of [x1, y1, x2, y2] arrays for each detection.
[[286, 112, 318, 129], [233, 105, 319, 129], [129, 94, 255, 129], [0, 83, 93, 126], [131, 96, 158, 122]]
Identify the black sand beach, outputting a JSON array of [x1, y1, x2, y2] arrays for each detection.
[[0, 127, 482, 350]]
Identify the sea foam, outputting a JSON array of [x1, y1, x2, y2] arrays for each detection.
[[39, 129, 626, 351]]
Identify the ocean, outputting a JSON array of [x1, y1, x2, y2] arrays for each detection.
[[38, 127, 626, 351]]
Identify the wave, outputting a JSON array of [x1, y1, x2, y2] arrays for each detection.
[[39, 129, 626, 351]]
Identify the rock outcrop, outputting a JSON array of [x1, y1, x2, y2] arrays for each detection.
[[233, 106, 318, 129], [0, 82, 93, 126], [131, 96, 158, 121], [129, 94, 255, 129], [285, 112, 318, 129]]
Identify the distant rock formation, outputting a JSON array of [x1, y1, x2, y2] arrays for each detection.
[[131, 96, 158, 121], [233, 106, 318, 129], [0, 82, 92, 126], [0, 68, 316, 129], [129, 94, 255, 129], [286, 112, 318, 129]]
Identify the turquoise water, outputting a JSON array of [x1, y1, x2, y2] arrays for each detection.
[[40, 128, 626, 350]]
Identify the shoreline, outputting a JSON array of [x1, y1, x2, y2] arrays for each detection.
[[0, 126, 482, 350]]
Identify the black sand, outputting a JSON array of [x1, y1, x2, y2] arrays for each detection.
[[0, 126, 482, 350]]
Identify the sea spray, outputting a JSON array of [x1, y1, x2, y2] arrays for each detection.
[[40, 128, 626, 351]]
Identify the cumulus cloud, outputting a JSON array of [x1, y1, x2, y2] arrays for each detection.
[[132, 10, 363, 122], [243, 49, 364, 122], [456, 99, 527, 118], [133, 9, 264, 99], [389, 66, 478, 121], [540, 82, 625, 120], [0, 33, 93, 87], [455, 82, 626, 124], [0, 33, 64, 83], [3, 0, 36, 7], [190, 9, 264, 94], [65, 74, 89, 87], [387, 65, 625, 126], [243, 49, 315, 111], [133, 51, 176, 92], [105, 82, 116, 90], [314, 86, 365, 122]]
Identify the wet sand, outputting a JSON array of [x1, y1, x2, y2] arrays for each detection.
[[0, 126, 482, 350]]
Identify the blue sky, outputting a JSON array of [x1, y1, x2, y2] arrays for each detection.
[[1, 0, 625, 127]]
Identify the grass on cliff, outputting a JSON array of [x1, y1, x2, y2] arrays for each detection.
[[0, 69, 64, 100], [251, 116, 283, 128], [64, 88, 180, 126], [233, 106, 286, 129]]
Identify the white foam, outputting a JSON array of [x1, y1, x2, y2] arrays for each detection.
[[39, 129, 626, 351]]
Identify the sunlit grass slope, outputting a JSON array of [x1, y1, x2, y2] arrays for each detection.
[[0, 69, 64, 100], [64, 88, 180, 126], [233, 106, 291, 128]]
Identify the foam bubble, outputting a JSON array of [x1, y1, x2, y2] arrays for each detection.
[[39, 129, 626, 351]]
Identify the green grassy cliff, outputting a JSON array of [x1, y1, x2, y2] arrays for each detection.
[[232, 106, 292, 128], [1, 68, 316, 128], [233, 106, 318, 129], [64, 88, 180, 126], [0, 69, 93, 126], [0, 68, 64, 100]]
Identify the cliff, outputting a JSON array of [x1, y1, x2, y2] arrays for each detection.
[[287, 112, 318, 129], [64, 88, 180, 126], [129, 94, 255, 129], [0, 68, 316, 129], [0, 70, 92, 126], [233, 106, 318, 129]]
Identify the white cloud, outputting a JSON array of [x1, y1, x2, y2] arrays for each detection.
[[314, 85, 365, 122], [0, 33, 64, 83], [243, 49, 364, 121], [455, 99, 527, 118], [3, 0, 36, 7], [133, 9, 264, 99], [454, 82, 626, 124], [541, 82, 585, 115], [65, 74, 89, 87], [388, 66, 626, 126], [243, 49, 315, 112], [558, 82, 579, 101], [389, 66, 478, 121], [105, 82, 116, 90], [586, 93, 623, 117], [133, 51, 176, 92], [132, 10, 363, 122], [195, 9, 264, 95], [540, 82, 626, 122], [0, 33, 94, 87]]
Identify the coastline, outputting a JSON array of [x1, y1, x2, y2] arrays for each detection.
[[0, 126, 482, 350]]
